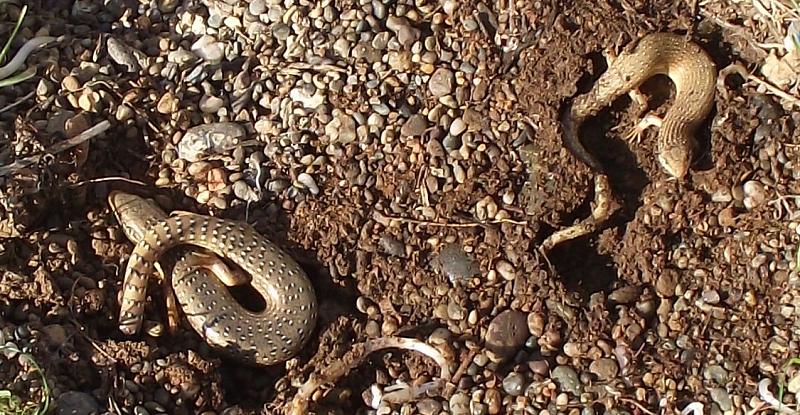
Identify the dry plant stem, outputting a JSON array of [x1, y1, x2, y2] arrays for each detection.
[[288, 336, 452, 415], [718, 62, 800, 105], [379, 214, 527, 228], [0, 120, 111, 177], [0, 90, 34, 114]]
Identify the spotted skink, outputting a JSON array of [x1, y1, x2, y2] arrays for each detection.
[[562, 32, 717, 178], [109, 191, 317, 365]]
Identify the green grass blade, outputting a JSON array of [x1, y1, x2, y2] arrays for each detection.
[[0, 344, 50, 415], [0, 65, 35, 87], [0, 4, 27, 64]]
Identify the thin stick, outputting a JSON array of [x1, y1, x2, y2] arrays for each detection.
[[0, 120, 111, 177], [0, 90, 34, 114], [380, 214, 528, 228], [68, 176, 149, 188], [746, 72, 800, 106], [288, 336, 452, 415]]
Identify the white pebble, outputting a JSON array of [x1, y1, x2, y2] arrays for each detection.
[[495, 260, 516, 281], [297, 173, 320, 195]]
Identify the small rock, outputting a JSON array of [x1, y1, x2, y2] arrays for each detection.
[[158, 0, 179, 13], [107, 37, 142, 72], [178, 122, 246, 162], [502, 372, 525, 396], [718, 207, 736, 227], [387, 50, 412, 71], [401, 114, 428, 136], [167, 48, 196, 65], [232, 180, 255, 202], [711, 188, 733, 203], [485, 309, 528, 360], [551, 366, 582, 396], [297, 173, 319, 195], [788, 372, 800, 393], [562, 341, 581, 358], [429, 68, 454, 97], [379, 235, 406, 258], [386, 16, 420, 47], [589, 358, 619, 380], [435, 243, 480, 284], [199, 95, 225, 113], [248, 0, 267, 15], [41, 324, 67, 347], [333, 38, 351, 57], [701, 289, 720, 304], [157, 92, 179, 114], [191, 35, 224, 63], [449, 117, 467, 136], [55, 391, 102, 415], [447, 301, 465, 320], [61, 76, 81, 92], [485, 388, 501, 414], [78, 90, 101, 112], [495, 260, 516, 281], [529, 360, 549, 376], [416, 398, 441, 415], [449, 392, 470, 415], [116, 105, 135, 121], [743, 180, 767, 210], [655, 270, 678, 297], [2, 342, 18, 358], [703, 364, 728, 384], [471, 402, 488, 415], [608, 285, 640, 304], [428, 328, 452, 345], [289, 87, 325, 109], [442, 134, 461, 152], [709, 388, 732, 411], [325, 113, 357, 143]]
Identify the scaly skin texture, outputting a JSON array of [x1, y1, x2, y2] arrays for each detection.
[[562, 32, 717, 178], [109, 191, 317, 366]]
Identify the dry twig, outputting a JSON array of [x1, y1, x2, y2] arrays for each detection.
[[0, 120, 111, 177]]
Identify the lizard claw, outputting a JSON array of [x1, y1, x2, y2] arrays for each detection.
[[624, 113, 663, 144]]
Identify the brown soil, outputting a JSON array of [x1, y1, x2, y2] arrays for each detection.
[[1, 0, 799, 414]]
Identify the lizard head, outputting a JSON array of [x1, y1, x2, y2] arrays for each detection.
[[657, 142, 692, 179], [108, 191, 168, 243]]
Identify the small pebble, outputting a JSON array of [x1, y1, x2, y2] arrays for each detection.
[[485, 309, 528, 361], [589, 358, 619, 380], [709, 388, 733, 411], [495, 260, 516, 281], [55, 392, 102, 415], [297, 173, 320, 195], [429, 68, 455, 97], [743, 180, 766, 210], [501, 372, 525, 396], [436, 243, 480, 284], [449, 392, 470, 415], [551, 366, 582, 396]]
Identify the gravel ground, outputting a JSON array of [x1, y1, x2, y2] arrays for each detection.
[[1, 0, 800, 414]]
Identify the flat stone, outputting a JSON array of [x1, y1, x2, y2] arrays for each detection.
[[429, 68, 454, 97], [589, 358, 619, 380], [55, 391, 102, 415], [485, 309, 528, 360], [401, 114, 428, 136]]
